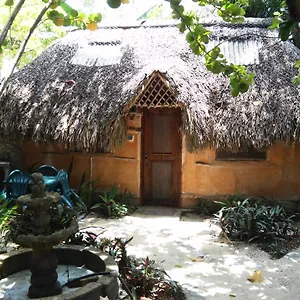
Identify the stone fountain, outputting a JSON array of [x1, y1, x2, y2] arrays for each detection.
[[0, 172, 119, 300], [14, 173, 79, 298]]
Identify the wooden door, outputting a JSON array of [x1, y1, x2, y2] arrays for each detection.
[[142, 108, 181, 206]]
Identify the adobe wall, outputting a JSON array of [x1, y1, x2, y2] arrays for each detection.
[[22, 115, 142, 200], [22, 132, 141, 198], [21, 115, 300, 208], [181, 141, 300, 207]]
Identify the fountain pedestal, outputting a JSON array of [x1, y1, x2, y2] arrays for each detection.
[[14, 173, 79, 298], [29, 248, 62, 298], [1, 173, 119, 299]]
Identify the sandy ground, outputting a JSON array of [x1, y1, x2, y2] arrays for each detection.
[[80, 207, 300, 300]]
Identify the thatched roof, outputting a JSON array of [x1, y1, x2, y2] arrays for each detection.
[[1, 18, 300, 152]]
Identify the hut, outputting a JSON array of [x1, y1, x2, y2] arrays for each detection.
[[1, 18, 300, 207]]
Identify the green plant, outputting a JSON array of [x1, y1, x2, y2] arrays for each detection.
[[116, 189, 137, 206], [50, 205, 78, 230], [0, 199, 17, 232], [91, 185, 136, 218], [91, 185, 119, 217], [216, 196, 299, 258], [98, 236, 133, 272], [230, 0, 284, 18], [78, 171, 86, 192], [193, 199, 211, 216], [67, 234, 186, 300], [79, 178, 99, 210], [0, 199, 18, 247], [123, 256, 186, 299]]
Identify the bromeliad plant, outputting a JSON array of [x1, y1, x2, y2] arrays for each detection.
[[98, 237, 186, 299], [91, 185, 119, 218], [66, 233, 186, 300], [125, 256, 186, 300], [91, 185, 136, 218], [215, 196, 299, 258], [79, 178, 99, 210], [99, 237, 186, 299]]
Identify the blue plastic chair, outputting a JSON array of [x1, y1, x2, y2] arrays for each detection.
[[37, 165, 59, 176], [0, 170, 19, 199], [56, 169, 87, 210], [37, 165, 59, 192], [5, 171, 33, 199]]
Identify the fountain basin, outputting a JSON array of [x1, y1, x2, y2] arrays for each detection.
[[15, 219, 79, 248], [0, 245, 119, 300]]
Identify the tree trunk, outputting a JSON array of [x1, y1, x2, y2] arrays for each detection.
[[286, 0, 300, 21]]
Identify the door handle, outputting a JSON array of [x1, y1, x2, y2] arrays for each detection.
[[145, 154, 148, 160]]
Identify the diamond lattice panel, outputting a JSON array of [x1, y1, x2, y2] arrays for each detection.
[[135, 74, 178, 108]]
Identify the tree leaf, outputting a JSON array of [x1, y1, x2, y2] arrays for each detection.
[[279, 19, 296, 41], [88, 13, 102, 22], [60, 1, 73, 14], [4, 0, 14, 7], [107, 0, 121, 9], [295, 60, 300, 68], [69, 9, 78, 18], [47, 10, 60, 19]]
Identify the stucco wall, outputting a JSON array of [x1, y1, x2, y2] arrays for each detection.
[[22, 114, 142, 199], [21, 120, 300, 208], [181, 141, 300, 207], [22, 132, 141, 198]]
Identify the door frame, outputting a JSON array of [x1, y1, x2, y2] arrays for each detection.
[[140, 107, 182, 207]]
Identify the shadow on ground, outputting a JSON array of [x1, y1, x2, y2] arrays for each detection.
[[80, 207, 300, 300]]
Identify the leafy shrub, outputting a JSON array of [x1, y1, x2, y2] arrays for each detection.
[[0, 199, 17, 233], [91, 185, 136, 218], [66, 232, 186, 299], [216, 196, 299, 258], [99, 237, 185, 299], [125, 256, 186, 300], [79, 179, 99, 210], [115, 189, 138, 207], [192, 199, 211, 216]]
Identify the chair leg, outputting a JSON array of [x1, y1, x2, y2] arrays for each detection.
[[61, 195, 74, 208], [71, 191, 87, 211], [0, 189, 7, 201]]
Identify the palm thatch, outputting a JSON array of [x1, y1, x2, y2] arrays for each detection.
[[1, 18, 300, 152]]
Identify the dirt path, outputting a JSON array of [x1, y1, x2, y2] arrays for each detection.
[[80, 207, 300, 300]]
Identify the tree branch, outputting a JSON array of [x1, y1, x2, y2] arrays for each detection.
[[0, 0, 26, 47], [0, 0, 54, 96]]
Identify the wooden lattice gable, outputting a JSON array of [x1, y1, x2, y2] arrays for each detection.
[[132, 71, 179, 108]]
